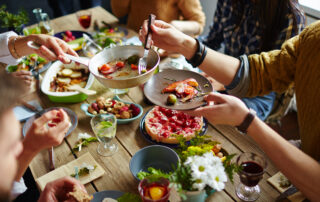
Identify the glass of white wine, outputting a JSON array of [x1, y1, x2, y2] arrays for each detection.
[[90, 114, 117, 156]]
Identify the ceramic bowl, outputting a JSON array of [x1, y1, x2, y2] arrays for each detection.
[[41, 60, 94, 103], [80, 96, 143, 124], [129, 145, 179, 181]]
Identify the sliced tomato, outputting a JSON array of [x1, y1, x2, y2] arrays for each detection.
[[47, 122, 57, 127], [131, 64, 138, 70], [116, 61, 125, 68], [99, 64, 111, 71]]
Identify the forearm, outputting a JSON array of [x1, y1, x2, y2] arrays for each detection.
[[247, 118, 320, 201], [180, 36, 240, 86], [170, 20, 202, 36], [110, 0, 130, 17], [15, 142, 38, 180]]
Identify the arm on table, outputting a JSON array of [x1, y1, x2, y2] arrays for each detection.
[[247, 117, 320, 201], [15, 109, 70, 180]]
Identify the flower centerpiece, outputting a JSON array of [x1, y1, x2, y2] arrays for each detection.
[[138, 135, 240, 202]]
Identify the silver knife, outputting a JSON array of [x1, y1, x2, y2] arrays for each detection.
[[276, 185, 299, 201]]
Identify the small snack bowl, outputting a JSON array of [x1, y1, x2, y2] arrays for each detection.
[[80, 95, 143, 124], [129, 145, 179, 181]]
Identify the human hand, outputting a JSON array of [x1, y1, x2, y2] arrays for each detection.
[[13, 34, 78, 64], [11, 70, 33, 86], [139, 20, 194, 56], [184, 92, 249, 126], [23, 109, 70, 153], [38, 177, 86, 202]]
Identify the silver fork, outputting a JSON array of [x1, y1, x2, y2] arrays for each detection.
[[138, 14, 156, 74]]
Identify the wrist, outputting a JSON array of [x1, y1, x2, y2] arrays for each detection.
[[22, 138, 41, 155], [180, 36, 197, 60], [236, 108, 256, 134]]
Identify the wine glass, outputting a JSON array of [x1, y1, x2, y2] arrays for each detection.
[[76, 10, 92, 29], [90, 114, 117, 156], [138, 178, 170, 202], [235, 152, 267, 201]]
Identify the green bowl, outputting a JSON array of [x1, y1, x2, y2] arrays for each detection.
[[41, 60, 94, 103]]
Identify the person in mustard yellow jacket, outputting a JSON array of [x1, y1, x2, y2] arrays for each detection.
[[111, 0, 206, 35], [139, 20, 320, 201]]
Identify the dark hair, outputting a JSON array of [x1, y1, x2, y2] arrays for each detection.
[[232, 0, 304, 51], [0, 70, 26, 117]]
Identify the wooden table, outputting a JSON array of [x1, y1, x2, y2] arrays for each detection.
[[20, 7, 280, 201]]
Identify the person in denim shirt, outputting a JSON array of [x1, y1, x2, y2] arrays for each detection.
[[199, 0, 305, 120]]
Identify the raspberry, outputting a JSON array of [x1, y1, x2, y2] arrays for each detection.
[[130, 104, 140, 117]]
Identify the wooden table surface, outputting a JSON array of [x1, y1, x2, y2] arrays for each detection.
[[12, 6, 280, 202]]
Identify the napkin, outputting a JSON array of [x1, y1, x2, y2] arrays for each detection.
[[13, 100, 42, 122], [267, 172, 306, 202], [36, 152, 105, 191]]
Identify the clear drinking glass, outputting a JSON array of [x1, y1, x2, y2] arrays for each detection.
[[236, 152, 267, 201], [90, 114, 117, 156]]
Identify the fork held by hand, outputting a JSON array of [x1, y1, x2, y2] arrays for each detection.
[[138, 14, 156, 74]]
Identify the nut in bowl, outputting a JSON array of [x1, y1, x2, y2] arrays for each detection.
[[81, 95, 143, 124]]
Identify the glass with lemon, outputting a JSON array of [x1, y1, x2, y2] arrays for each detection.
[[138, 178, 170, 202]]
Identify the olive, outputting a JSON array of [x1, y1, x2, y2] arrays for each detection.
[[167, 94, 177, 105]]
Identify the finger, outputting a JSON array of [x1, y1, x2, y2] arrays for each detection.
[[17, 70, 32, 76], [34, 110, 59, 126], [153, 20, 171, 29], [36, 46, 58, 61], [183, 106, 211, 117], [56, 39, 78, 57], [204, 92, 227, 104], [47, 37, 65, 57], [58, 55, 71, 64]]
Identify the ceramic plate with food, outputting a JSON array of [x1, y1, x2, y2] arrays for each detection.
[[80, 95, 143, 124], [41, 60, 94, 103], [140, 106, 208, 147], [54, 30, 92, 51], [144, 69, 213, 110], [91, 190, 124, 202], [6, 54, 51, 73]]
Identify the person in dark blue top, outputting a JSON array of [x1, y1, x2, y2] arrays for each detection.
[[199, 0, 305, 121]]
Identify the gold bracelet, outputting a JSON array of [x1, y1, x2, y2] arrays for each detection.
[[12, 36, 22, 58]]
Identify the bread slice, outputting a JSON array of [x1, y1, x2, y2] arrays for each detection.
[[68, 186, 93, 202]]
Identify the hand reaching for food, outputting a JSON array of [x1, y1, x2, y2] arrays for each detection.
[[23, 109, 71, 152], [11, 70, 33, 86], [38, 177, 90, 202], [184, 92, 249, 126]]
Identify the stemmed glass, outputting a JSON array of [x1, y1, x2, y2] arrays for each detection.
[[90, 114, 118, 156], [236, 152, 267, 201], [138, 178, 170, 202], [76, 10, 92, 29]]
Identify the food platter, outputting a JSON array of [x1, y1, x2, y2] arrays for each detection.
[[91, 190, 124, 202], [139, 108, 208, 148], [143, 69, 213, 110], [22, 107, 78, 137]]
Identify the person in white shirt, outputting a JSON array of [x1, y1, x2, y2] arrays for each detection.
[[0, 31, 78, 87]]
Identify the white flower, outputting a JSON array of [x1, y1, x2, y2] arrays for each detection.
[[192, 178, 206, 190], [186, 152, 228, 191]]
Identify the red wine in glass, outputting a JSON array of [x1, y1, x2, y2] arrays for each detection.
[[239, 161, 264, 187], [236, 152, 267, 201], [78, 15, 91, 29]]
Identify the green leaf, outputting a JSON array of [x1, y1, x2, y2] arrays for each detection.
[[7, 65, 17, 72], [117, 193, 142, 202]]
